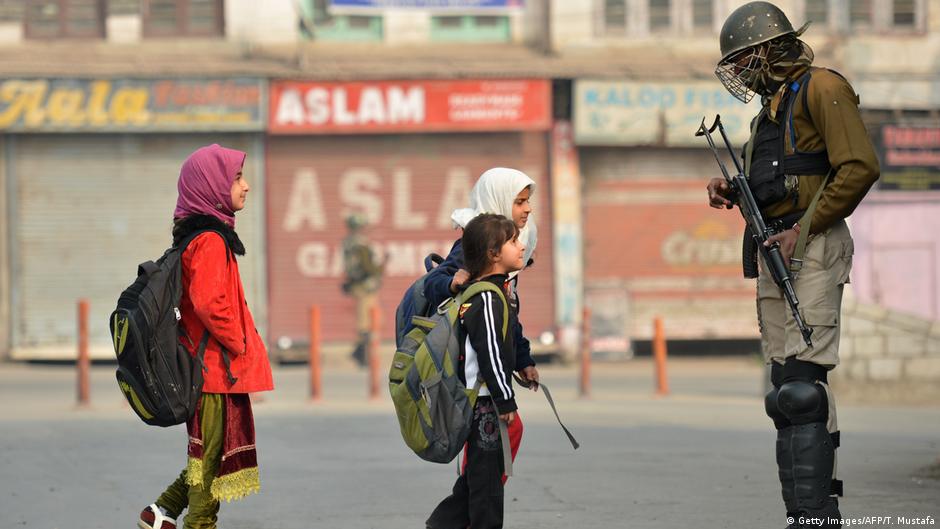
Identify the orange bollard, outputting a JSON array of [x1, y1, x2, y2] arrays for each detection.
[[579, 307, 591, 398], [368, 304, 381, 400], [77, 299, 90, 407], [309, 305, 322, 401], [653, 316, 670, 396]]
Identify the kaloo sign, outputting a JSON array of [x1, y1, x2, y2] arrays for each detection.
[[574, 79, 760, 147], [269, 79, 551, 134], [0, 78, 264, 132]]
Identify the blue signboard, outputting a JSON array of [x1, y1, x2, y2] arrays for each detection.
[[330, 0, 523, 10]]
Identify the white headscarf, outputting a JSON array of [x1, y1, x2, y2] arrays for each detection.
[[451, 167, 538, 268]]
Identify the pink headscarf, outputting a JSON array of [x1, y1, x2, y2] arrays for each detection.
[[174, 144, 246, 227]]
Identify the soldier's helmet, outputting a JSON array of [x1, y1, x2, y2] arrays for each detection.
[[715, 1, 809, 103], [345, 213, 368, 231]]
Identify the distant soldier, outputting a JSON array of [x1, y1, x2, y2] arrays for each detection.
[[708, 3, 879, 528], [342, 214, 385, 367]]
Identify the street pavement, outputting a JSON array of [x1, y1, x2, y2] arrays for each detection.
[[1, 357, 938, 529]]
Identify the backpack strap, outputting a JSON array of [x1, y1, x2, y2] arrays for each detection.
[[498, 413, 513, 477], [459, 281, 513, 474], [513, 373, 580, 450], [194, 330, 210, 373], [460, 281, 510, 338]]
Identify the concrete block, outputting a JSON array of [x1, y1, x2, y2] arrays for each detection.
[[930, 322, 940, 339], [845, 316, 878, 335], [869, 358, 903, 381], [852, 303, 888, 322], [834, 360, 867, 381], [883, 311, 933, 334], [928, 339, 940, 356], [885, 334, 927, 358], [853, 335, 885, 358], [839, 336, 854, 359], [904, 358, 940, 381]]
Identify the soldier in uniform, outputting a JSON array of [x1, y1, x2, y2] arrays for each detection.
[[342, 214, 385, 367], [707, 3, 880, 527]]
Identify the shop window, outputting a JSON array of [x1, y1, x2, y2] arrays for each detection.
[[848, 0, 873, 29], [649, 0, 671, 31], [430, 15, 510, 42], [840, 0, 924, 33], [142, 0, 223, 38], [604, 0, 628, 34], [301, 0, 383, 42], [892, 0, 916, 27], [24, 0, 105, 39], [803, 0, 829, 26], [602, 0, 719, 36], [691, 0, 712, 31]]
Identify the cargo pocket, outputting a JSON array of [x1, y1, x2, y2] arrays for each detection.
[[800, 308, 840, 360]]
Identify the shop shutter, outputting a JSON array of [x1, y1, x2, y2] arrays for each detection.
[[266, 131, 554, 346], [581, 146, 754, 340], [10, 134, 265, 358]]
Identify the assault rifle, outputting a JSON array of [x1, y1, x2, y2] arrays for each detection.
[[696, 115, 813, 347]]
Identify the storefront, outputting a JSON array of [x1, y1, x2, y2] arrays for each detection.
[[265, 79, 555, 349], [850, 122, 940, 321], [573, 79, 761, 346], [1, 78, 267, 359]]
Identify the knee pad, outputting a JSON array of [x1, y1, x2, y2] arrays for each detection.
[[777, 380, 829, 425], [764, 386, 790, 430]]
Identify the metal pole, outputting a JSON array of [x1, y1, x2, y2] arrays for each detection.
[[653, 316, 670, 396], [309, 305, 322, 401], [368, 304, 381, 400], [579, 307, 591, 398], [77, 299, 90, 407]]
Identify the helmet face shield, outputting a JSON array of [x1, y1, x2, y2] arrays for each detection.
[[715, 45, 768, 104]]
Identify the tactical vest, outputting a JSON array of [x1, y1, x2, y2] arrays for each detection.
[[745, 70, 833, 211]]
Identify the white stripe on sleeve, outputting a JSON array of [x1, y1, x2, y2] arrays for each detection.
[[482, 291, 512, 399]]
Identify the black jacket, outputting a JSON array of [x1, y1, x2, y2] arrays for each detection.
[[425, 239, 535, 370], [457, 274, 518, 413]]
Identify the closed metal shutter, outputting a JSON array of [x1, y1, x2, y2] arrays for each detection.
[[266, 131, 554, 346], [10, 133, 266, 359], [582, 146, 756, 341]]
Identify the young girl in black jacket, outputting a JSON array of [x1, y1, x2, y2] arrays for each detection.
[[426, 213, 525, 529]]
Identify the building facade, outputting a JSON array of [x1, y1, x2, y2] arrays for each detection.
[[0, 0, 937, 362]]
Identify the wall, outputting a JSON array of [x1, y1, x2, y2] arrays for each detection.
[[833, 291, 940, 404]]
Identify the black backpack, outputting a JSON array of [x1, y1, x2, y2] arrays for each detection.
[[109, 230, 232, 427], [393, 253, 444, 348]]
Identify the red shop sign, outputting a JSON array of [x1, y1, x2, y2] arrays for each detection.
[[269, 79, 551, 134]]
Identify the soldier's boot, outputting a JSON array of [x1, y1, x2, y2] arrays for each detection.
[[350, 331, 369, 367], [789, 421, 842, 529]]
